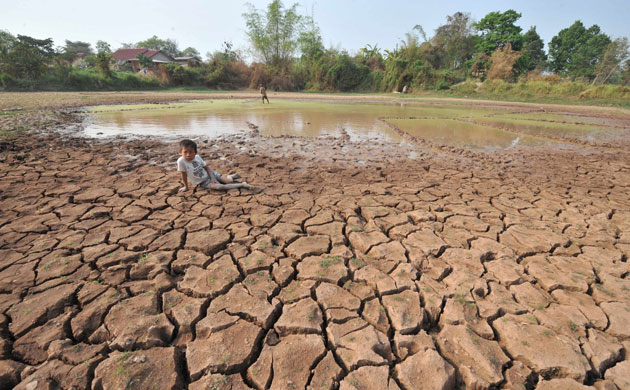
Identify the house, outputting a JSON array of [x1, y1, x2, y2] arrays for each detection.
[[112, 48, 175, 71], [174, 56, 202, 67], [72, 53, 88, 68]]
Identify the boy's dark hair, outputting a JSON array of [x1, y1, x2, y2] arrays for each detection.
[[179, 139, 197, 152]]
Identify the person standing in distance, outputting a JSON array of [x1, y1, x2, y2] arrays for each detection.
[[260, 84, 270, 104]]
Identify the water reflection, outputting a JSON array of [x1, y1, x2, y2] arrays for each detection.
[[85, 99, 593, 150], [387, 118, 554, 150]]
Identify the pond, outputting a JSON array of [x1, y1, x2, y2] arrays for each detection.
[[84, 99, 623, 150]]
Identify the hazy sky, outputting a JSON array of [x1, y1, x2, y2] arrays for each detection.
[[2, 0, 628, 59]]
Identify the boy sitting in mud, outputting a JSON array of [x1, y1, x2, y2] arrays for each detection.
[[177, 139, 251, 192]]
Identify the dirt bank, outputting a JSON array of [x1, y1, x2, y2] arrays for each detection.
[[0, 92, 629, 390]]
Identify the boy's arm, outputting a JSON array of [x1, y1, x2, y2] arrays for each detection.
[[179, 171, 189, 191]]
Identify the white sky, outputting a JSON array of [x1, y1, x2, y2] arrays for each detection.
[[2, 0, 628, 60]]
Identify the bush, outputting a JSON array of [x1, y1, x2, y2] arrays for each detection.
[[165, 64, 204, 86], [449, 79, 478, 95], [326, 55, 369, 91], [436, 79, 451, 90], [579, 84, 630, 99], [0, 73, 16, 88], [478, 79, 512, 95], [248, 63, 271, 89]]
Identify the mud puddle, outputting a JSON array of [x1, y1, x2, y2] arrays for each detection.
[[83, 99, 624, 150]]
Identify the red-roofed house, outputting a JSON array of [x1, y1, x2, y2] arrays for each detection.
[[112, 48, 175, 70]]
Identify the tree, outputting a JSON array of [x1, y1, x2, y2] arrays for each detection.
[[592, 37, 630, 85], [432, 12, 477, 69], [487, 44, 522, 80], [474, 10, 523, 54], [180, 47, 200, 58], [136, 35, 181, 57], [621, 59, 630, 85], [357, 44, 383, 71], [325, 54, 368, 91], [298, 15, 324, 61], [96, 40, 111, 54], [242, 0, 303, 70], [519, 27, 547, 72], [95, 51, 112, 77], [548, 21, 611, 79], [3, 34, 55, 78], [61, 40, 93, 61], [136, 53, 153, 68], [0, 30, 16, 59]]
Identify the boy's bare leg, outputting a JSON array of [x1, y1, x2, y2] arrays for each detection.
[[209, 182, 251, 190], [218, 174, 241, 184]]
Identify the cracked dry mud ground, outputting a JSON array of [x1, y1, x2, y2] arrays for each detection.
[[1, 105, 630, 390]]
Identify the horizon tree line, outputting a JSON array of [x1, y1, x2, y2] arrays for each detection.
[[1, 0, 629, 91]]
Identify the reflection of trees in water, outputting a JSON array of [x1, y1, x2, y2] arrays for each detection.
[[94, 101, 603, 145]]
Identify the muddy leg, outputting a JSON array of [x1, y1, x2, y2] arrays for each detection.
[[217, 174, 241, 184], [209, 182, 251, 190]]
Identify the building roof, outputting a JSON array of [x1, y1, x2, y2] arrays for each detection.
[[144, 49, 161, 58], [174, 56, 201, 61], [112, 48, 148, 61], [112, 48, 176, 62]]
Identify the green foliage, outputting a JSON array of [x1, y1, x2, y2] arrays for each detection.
[[135, 35, 182, 57], [1, 8, 628, 96], [298, 15, 324, 61], [356, 44, 384, 71], [380, 29, 443, 91], [474, 10, 523, 54], [136, 53, 153, 68], [449, 77, 630, 102], [325, 55, 369, 91], [243, 0, 303, 71], [548, 21, 611, 80], [180, 47, 200, 57], [0, 30, 16, 59], [593, 37, 630, 85], [0, 73, 16, 88], [96, 40, 111, 54], [95, 51, 113, 78], [432, 12, 477, 70], [516, 27, 547, 73], [0, 67, 160, 91], [2, 34, 55, 79], [204, 42, 250, 89], [61, 40, 93, 62]]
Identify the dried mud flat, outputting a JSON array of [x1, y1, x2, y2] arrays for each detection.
[[1, 93, 630, 390]]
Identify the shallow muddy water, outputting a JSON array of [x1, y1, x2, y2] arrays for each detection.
[[387, 118, 553, 149], [84, 99, 621, 150]]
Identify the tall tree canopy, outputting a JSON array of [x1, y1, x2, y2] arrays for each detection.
[[96, 40, 111, 54], [61, 40, 93, 61], [518, 27, 547, 72], [243, 0, 304, 70], [548, 21, 611, 79], [0, 30, 16, 59], [298, 14, 324, 61], [135, 36, 182, 57], [432, 12, 477, 69], [592, 37, 630, 85], [2, 34, 55, 78], [474, 10, 523, 54], [180, 47, 200, 58]]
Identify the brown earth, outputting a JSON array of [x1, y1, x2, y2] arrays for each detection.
[[0, 92, 629, 390]]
